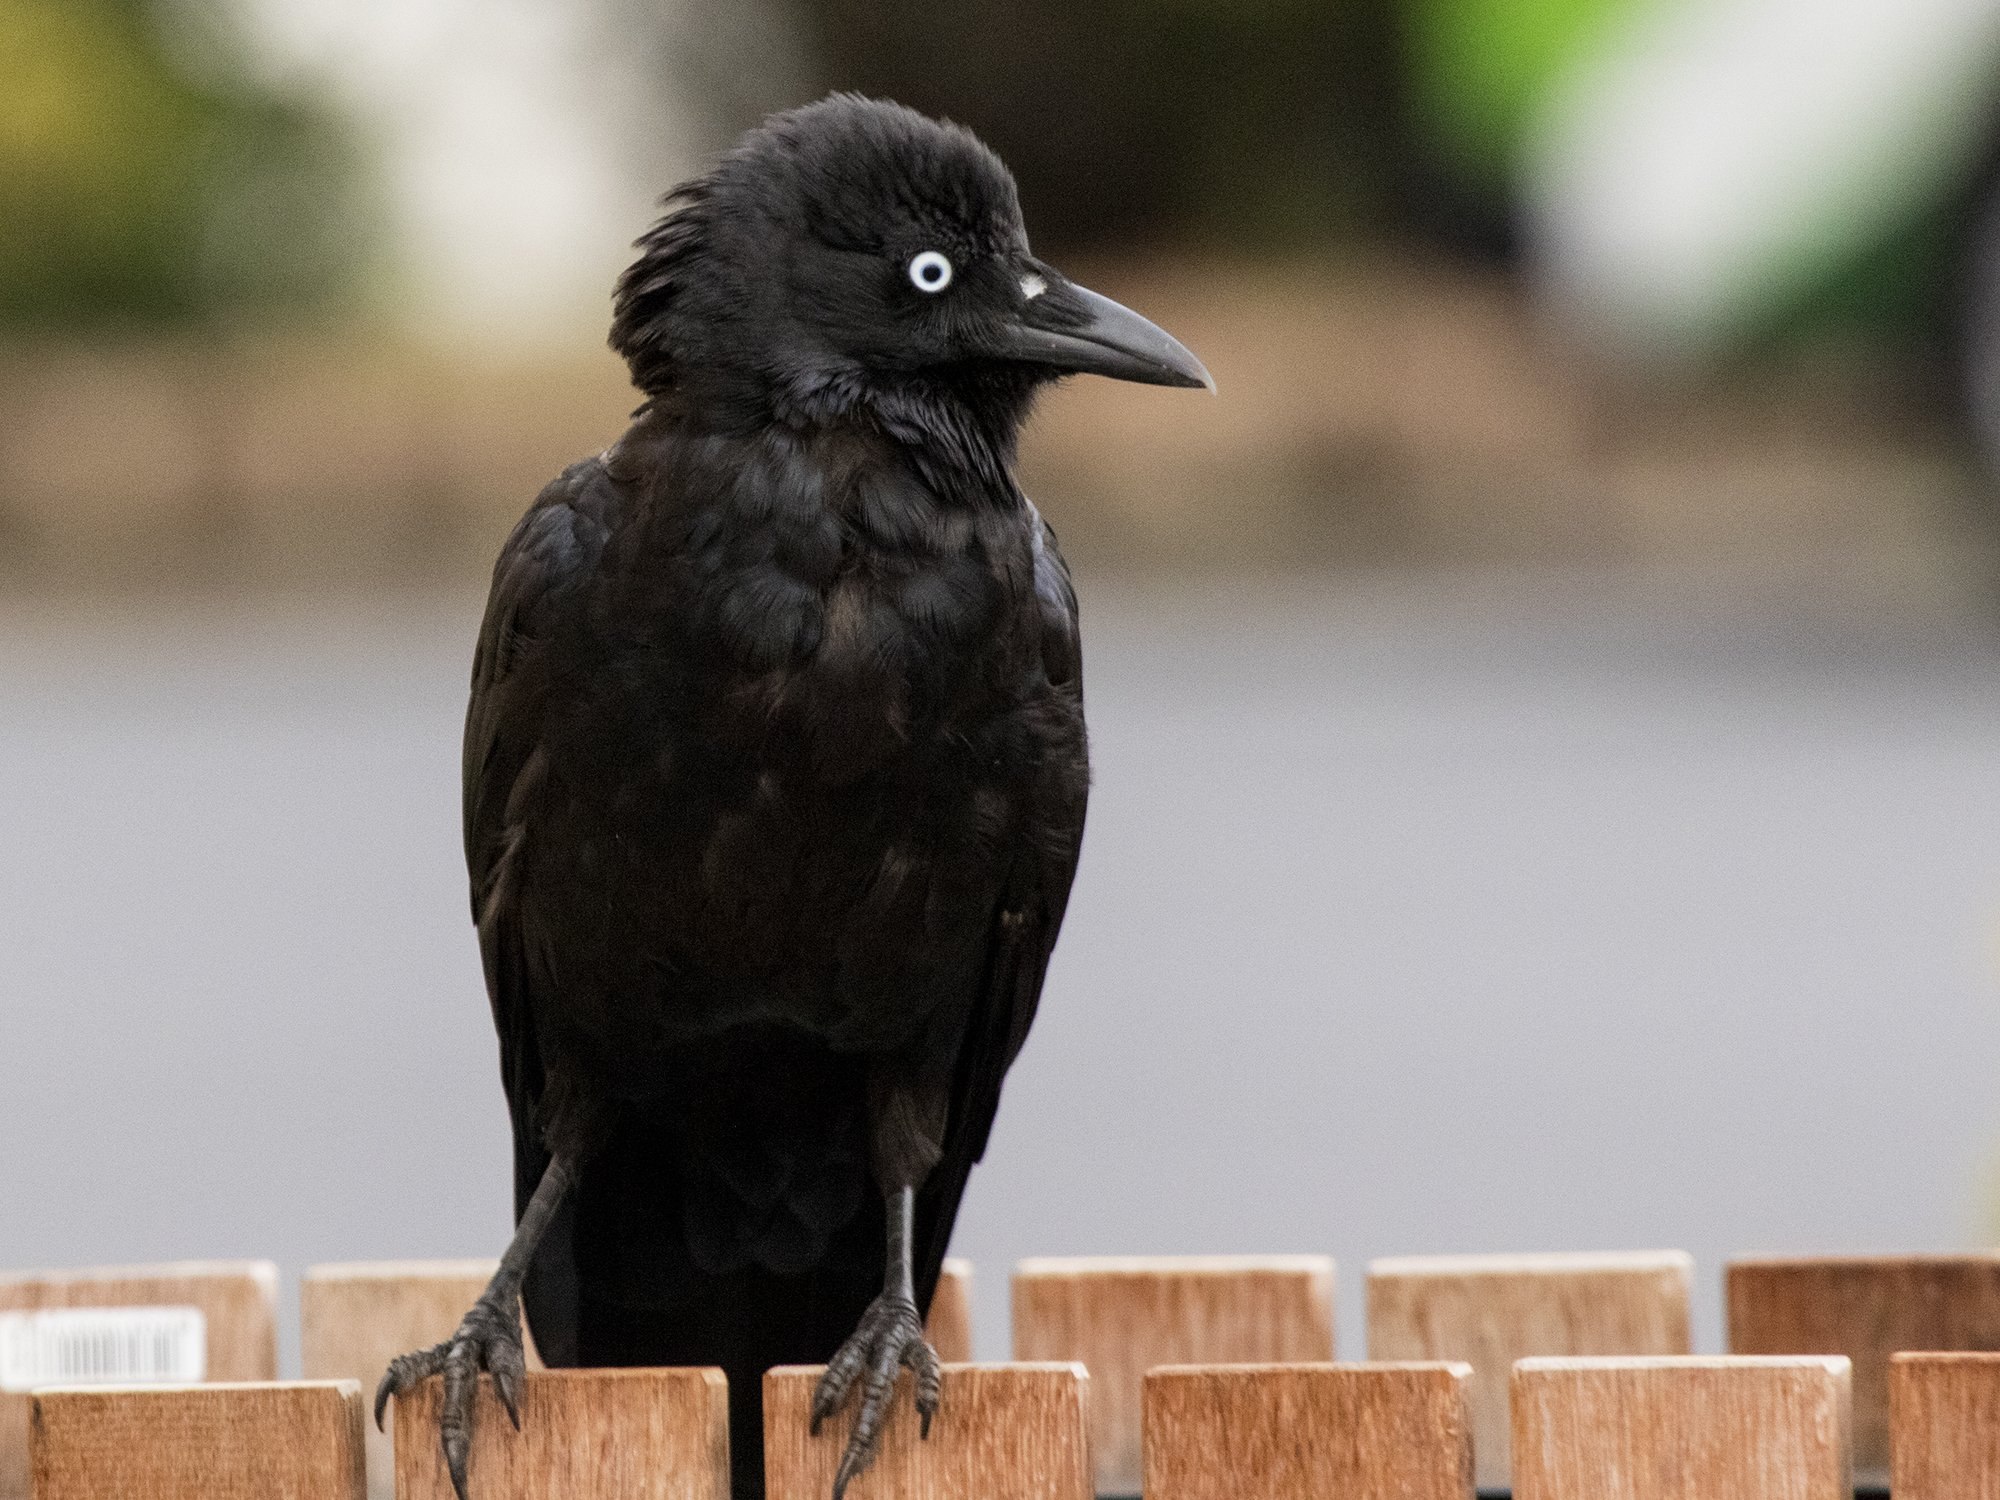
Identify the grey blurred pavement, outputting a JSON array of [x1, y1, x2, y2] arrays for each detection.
[[4, 564, 2000, 1368]]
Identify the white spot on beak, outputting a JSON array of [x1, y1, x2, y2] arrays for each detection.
[[1020, 273, 1047, 301]]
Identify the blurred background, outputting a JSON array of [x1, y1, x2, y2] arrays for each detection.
[[7, 0, 2000, 1370]]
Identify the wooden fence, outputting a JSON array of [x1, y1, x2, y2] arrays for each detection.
[[9, 1251, 2000, 1496]]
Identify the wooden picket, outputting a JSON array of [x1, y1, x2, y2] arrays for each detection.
[[1888, 1350, 2000, 1499], [30, 1381, 362, 1500], [1728, 1253, 2000, 1484], [1011, 1256, 1334, 1494], [764, 1363, 1089, 1500], [1512, 1355, 1851, 1500], [1142, 1362, 1473, 1500], [0, 1261, 277, 1500], [930, 1259, 976, 1364], [1367, 1250, 1692, 1490], [391, 1368, 728, 1500]]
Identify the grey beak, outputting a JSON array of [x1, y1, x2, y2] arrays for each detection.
[[1002, 282, 1215, 392]]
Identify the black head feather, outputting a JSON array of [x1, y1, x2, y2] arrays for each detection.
[[613, 98, 1022, 399], [610, 94, 1210, 457]]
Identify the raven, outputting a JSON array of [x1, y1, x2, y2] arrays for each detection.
[[377, 94, 1210, 1500]]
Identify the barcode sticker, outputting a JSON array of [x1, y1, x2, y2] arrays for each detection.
[[0, 1306, 206, 1391]]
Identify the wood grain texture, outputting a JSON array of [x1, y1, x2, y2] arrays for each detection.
[[1142, 1362, 1473, 1500], [1512, 1356, 1852, 1500], [30, 1380, 363, 1500], [928, 1260, 975, 1364], [0, 1261, 278, 1500], [764, 1363, 1089, 1500], [302, 1260, 541, 1500], [393, 1368, 728, 1500], [1889, 1351, 2000, 1499], [1367, 1250, 1692, 1489], [1726, 1253, 2000, 1483], [1011, 1256, 1334, 1495]]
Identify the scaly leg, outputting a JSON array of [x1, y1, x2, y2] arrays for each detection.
[[810, 1184, 942, 1499], [375, 1155, 574, 1500]]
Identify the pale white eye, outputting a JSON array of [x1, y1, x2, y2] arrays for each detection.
[[908, 250, 953, 293]]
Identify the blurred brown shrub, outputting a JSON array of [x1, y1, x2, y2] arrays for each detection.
[[0, 262, 1973, 589]]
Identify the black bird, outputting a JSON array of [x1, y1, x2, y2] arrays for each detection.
[[376, 94, 1210, 1500]]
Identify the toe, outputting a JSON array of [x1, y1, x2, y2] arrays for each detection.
[[491, 1363, 523, 1431], [375, 1345, 444, 1431], [908, 1340, 941, 1437], [830, 1335, 904, 1496], [831, 1432, 874, 1500], [830, 1384, 888, 1500], [440, 1343, 479, 1500], [812, 1340, 868, 1433], [489, 1338, 526, 1430], [445, 1427, 472, 1500]]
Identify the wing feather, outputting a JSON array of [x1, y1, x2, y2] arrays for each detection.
[[462, 464, 617, 1361], [914, 514, 1087, 1303]]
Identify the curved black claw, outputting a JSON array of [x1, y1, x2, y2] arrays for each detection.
[[811, 1292, 942, 1500], [373, 1294, 527, 1500]]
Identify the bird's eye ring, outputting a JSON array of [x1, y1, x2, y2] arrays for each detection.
[[908, 251, 953, 293]]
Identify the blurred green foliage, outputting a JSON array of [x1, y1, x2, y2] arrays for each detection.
[[1403, 0, 1629, 184], [781, 0, 1657, 255], [785, 0, 1407, 254], [0, 0, 371, 330], [1400, 0, 1976, 354]]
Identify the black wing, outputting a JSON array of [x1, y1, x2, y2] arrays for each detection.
[[462, 461, 617, 1362], [913, 514, 1089, 1303]]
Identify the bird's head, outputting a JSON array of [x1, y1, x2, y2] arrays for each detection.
[[610, 95, 1211, 445]]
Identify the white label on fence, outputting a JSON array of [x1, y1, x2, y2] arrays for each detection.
[[0, 1307, 206, 1391]]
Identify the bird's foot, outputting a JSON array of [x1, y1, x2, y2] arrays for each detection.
[[373, 1291, 527, 1500], [810, 1290, 941, 1500]]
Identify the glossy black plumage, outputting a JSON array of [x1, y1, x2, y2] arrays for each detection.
[[381, 95, 1208, 1500], [475, 411, 1087, 1475]]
